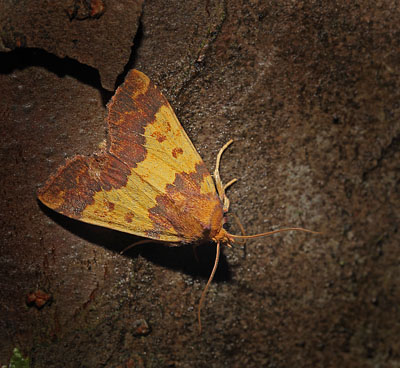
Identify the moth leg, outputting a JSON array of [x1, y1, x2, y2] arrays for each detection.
[[192, 244, 200, 263], [213, 140, 237, 212], [231, 212, 247, 259], [120, 239, 172, 254], [221, 178, 237, 212], [120, 239, 154, 254]]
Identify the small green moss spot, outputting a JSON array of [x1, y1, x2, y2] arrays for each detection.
[[7, 348, 29, 368]]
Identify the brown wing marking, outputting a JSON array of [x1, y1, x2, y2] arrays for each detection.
[[107, 69, 169, 168], [38, 154, 130, 219]]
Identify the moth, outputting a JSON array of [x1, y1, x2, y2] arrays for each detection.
[[38, 69, 317, 331]]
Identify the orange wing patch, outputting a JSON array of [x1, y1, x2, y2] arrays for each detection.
[[38, 69, 223, 244]]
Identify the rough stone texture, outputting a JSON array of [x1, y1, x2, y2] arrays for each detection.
[[0, 0, 143, 90], [1, 0, 399, 367]]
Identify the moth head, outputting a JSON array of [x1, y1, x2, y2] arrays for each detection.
[[212, 226, 234, 247]]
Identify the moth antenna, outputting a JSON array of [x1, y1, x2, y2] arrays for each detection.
[[229, 227, 321, 239], [198, 241, 221, 333], [197, 228, 319, 332]]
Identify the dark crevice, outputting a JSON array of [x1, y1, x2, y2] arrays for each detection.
[[0, 47, 117, 106], [114, 20, 144, 91], [0, 47, 102, 87]]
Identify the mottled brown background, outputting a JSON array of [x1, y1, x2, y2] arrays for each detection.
[[1, 0, 399, 367]]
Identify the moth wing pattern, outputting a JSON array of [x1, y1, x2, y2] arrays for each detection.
[[38, 70, 222, 243]]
